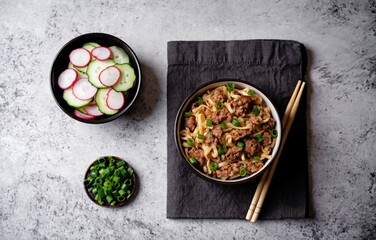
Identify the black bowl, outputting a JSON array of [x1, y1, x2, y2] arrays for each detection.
[[50, 33, 142, 123], [83, 156, 138, 208], [174, 79, 282, 185]]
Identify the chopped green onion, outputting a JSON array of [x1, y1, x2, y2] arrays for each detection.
[[239, 167, 247, 177], [113, 176, 120, 183], [247, 89, 255, 96], [232, 119, 240, 127], [110, 201, 117, 206], [252, 108, 260, 116], [237, 141, 244, 148], [208, 133, 213, 139], [206, 119, 213, 127], [83, 179, 91, 186], [226, 83, 235, 92], [189, 157, 197, 165], [197, 97, 203, 105], [116, 161, 125, 167], [98, 157, 106, 164], [255, 133, 263, 142], [209, 162, 218, 171], [220, 122, 226, 129], [184, 111, 191, 117], [197, 134, 204, 139], [218, 145, 227, 155], [253, 156, 260, 161], [271, 129, 278, 138], [214, 101, 224, 109], [127, 168, 134, 176], [97, 188, 105, 198], [187, 138, 194, 147], [117, 196, 125, 202], [124, 179, 132, 188], [118, 189, 126, 196]]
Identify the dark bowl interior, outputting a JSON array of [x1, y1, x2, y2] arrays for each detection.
[[50, 33, 142, 124], [174, 79, 282, 185], [84, 156, 138, 208]]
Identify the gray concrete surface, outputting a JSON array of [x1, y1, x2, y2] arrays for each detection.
[[1, 0, 375, 239]]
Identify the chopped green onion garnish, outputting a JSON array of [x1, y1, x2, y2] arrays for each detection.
[[84, 156, 134, 206], [237, 141, 244, 148], [239, 167, 247, 177], [197, 97, 203, 105], [252, 108, 260, 116], [226, 83, 235, 92], [214, 101, 224, 109], [255, 133, 263, 142], [247, 90, 255, 96], [232, 119, 240, 127], [209, 162, 218, 171], [184, 111, 191, 117], [197, 134, 204, 139], [189, 157, 197, 165], [220, 122, 226, 129], [271, 129, 278, 138], [206, 119, 213, 127], [218, 145, 227, 155], [253, 156, 260, 161], [187, 138, 194, 147], [208, 133, 213, 139]]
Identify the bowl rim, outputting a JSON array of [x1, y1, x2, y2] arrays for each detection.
[[50, 32, 142, 124], [174, 78, 283, 185], [83, 155, 138, 208]]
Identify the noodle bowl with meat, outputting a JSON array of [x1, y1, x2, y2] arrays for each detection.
[[176, 80, 282, 183]]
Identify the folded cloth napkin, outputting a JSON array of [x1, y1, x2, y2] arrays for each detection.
[[167, 40, 309, 219]]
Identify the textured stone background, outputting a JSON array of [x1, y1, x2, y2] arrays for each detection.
[[1, 0, 375, 239]]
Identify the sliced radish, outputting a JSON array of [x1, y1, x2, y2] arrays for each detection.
[[58, 68, 78, 89], [69, 48, 91, 67], [72, 78, 98, 100], [74, 109, 95, 120], [106, 89, 125, 110], [99, 66, 121, 87], [83, 103, 103, 117], [92, 47, 112, 61]]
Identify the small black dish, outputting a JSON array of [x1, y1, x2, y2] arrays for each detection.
[[50, 33, 142, 124], [83, 156, 138, 208]]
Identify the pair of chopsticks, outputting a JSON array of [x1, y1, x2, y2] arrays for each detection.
[[245, 80, 306, 223]]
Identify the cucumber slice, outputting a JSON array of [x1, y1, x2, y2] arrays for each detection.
[[112, 64, 136, 92], [95, 88, 119, 115], [86, 42, 100, 47], [83, 43, 97, 53], [68, 62, 87, 77], [109, 46, 129, 64], [63, 88, 92, 108], [86, 59, 115, 88]]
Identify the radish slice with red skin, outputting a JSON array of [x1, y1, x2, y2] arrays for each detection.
[[99, 66, 121, 87], [72, 78, 98, 100], [106, 89, 125, 110], [74, 109, 95, 120], [58, 68, 78, 89], [92, 47, 112, 61], [83, 103, 103, 117], [69, 48, 91, 67]]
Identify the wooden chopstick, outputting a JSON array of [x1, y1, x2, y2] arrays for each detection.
[[245, 80, 305, 222]]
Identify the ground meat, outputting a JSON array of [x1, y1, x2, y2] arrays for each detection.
[[229, 129, 251, 141], [231, 96, 252, 117], [245, 160, 263, 172], [249, 114, 258, 124], [211, 88, 227, 103], [184, 116, 196, 132], [262, 118, 275, 130], [204, 135, 221, 146], [225, 146, 243, 161], [244, 139, 259, 156], [204, 108, 231, 124], [188, 148, 206, 166], [212, 125, 223, 138], [262, 132, 272, 146]]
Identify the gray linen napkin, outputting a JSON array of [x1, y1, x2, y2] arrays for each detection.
[[167, 40, 308, 219]]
